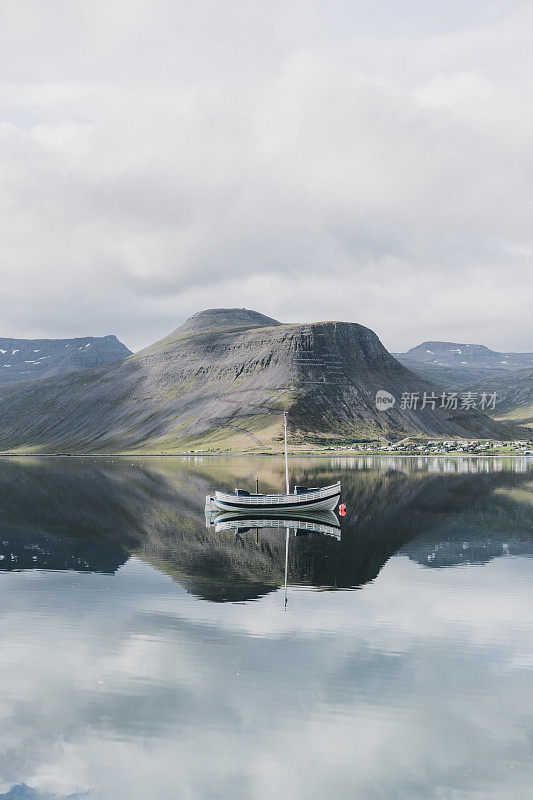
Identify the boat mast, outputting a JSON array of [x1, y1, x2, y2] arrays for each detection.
[[284, 411, 290, 494]]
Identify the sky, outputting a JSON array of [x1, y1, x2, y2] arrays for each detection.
[[0, 0, 532, 353]]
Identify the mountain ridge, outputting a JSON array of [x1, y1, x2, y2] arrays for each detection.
[[0, 309, 525, 453], [0, 334, 132, 385], [396, 341, 533, 370]]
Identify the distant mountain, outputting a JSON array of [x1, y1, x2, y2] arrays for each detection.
[[394, 341, 533, 423], [0, 335, 132, 384], [394, 341, 533, 395], [396, 341, 533, 370], [468, 367, 533, 428], [392, 359, 507, 390], [0, 308, 524, 453]]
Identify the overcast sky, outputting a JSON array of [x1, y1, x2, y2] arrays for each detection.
[[1, 0, 532, 352]]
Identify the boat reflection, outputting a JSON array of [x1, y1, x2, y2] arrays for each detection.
[[205, 508, 341, 608], [205, 508, 341, 540]]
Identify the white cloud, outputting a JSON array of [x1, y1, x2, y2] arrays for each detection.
[[0, 1, 532, 351]]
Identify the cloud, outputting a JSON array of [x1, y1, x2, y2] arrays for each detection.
[[0, 1, 532, 350]]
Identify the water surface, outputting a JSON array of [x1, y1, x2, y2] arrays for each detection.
[[0, 456, 531, 799]]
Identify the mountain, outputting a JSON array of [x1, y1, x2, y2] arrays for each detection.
[[394, 341, 533, 424], [471, 367, 533, 428], [0, 308, 524, 453], [393, 360, 505, 390], [0, 334, 132, 384], [395, 341, 533, 390], [397, 341, 533, 370]]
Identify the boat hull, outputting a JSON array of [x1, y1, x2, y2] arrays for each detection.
[[211, 495, 340, 512], [208, 482, 341, 513]]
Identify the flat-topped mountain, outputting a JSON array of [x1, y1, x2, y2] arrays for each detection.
[[0, 334, 131, 385], [0, 309, 524, 453], [397, 341, 533, 370]]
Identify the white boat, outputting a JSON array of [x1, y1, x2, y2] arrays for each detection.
[[208, 482, 341, 513], [206, 412, 341, 513]]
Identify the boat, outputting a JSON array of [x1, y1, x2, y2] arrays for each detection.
[[206, 412, 341, 513], [207, 483, 341, 513]]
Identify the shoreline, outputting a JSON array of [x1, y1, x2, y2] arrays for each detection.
[[0, 452, 531, 459]]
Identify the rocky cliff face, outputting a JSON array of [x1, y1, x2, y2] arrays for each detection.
[[0, 309, 523, 452], [0, 334, 131, 385]]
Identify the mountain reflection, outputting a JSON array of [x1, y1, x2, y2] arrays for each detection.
[[0, 456, 531, 600], [0, 528, 126, 573]]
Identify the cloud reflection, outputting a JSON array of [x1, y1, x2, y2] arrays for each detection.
[[0, 457, 531, 798]]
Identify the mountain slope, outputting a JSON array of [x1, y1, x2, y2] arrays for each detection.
[[0, 309, 523, 453], [392, 359, 509, 390], [0, 335, 131, 384], [395, 341, 533, 420], [474, 367, 533, 428]]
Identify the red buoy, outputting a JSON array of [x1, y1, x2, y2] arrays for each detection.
[[338, 503, 346, 516]]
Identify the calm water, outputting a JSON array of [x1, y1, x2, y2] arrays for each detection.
[[0, 456, 531, 800]]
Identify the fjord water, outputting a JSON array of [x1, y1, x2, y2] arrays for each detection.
[[0, 457, 531, 800]]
